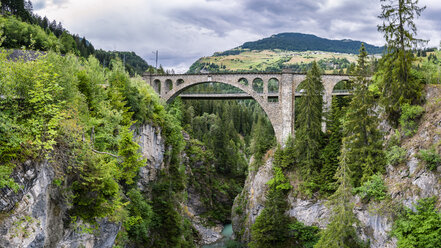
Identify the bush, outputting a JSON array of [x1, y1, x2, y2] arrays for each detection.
[[399, 103, 424, 136], [354, 173, 387, 202], [386, 145, 407, 166], [393, 197, 441, 248], [288, 221, 319, 248], [418, 148, 441, 171]]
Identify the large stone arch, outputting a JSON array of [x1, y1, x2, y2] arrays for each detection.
[[143, 72, 354, 145], [163, 78, 282, 142]]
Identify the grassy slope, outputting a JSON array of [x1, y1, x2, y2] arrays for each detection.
[[189, 49, 365, 73]]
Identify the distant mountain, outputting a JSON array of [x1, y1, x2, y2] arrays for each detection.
[[188, 32, 383, 74], [219, 33, 384, 56]]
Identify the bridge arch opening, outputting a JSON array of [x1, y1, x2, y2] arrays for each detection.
[[167, 81, 278, 142], [165, 79, 173, 93], [295, 80, 307, 94], [252, 78, 263, 93], [153, 79, 161, 94], [268, 78, 279, 93], [177, 79, 184, 86], [238, 78, 248, 86], [332, 80, 353, 94]]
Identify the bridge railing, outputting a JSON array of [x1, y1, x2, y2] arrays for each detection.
[[332, 89, 353, 93]]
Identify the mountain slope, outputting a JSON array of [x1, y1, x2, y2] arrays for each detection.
[[188, 33, 381, 74], [239, 33, 384, 55]]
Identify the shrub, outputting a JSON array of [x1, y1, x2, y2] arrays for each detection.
[[354, 173, 387, 202], [386, 145, 407, 166], [418, 148, 441, 171], [399, 103, 424, 136], [393, 197, 441, 248]]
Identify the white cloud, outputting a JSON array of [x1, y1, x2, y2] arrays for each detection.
[[34, 0, 441, 71]]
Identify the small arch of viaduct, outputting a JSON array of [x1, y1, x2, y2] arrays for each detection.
[[143, 72, 353, 145]]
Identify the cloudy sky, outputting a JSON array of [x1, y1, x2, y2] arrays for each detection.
[[33, 0, 441, 72]]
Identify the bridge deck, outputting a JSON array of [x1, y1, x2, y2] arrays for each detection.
[[179, 91, 351, 100]]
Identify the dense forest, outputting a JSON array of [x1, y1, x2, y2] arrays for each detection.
[[1, 0, 441, 248], [240, 33, 384, 54]]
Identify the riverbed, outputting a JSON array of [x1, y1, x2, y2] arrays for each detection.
[[202, 224, 233, 248]]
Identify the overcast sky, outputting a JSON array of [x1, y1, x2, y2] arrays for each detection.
[[33, 0, 441, 73]]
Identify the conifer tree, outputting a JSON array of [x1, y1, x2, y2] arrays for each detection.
[[314, 143, 366, 248], [319, 96, 350, 194], [376, 0, 425, 124], [344, 44, 385, 186], [295, 61, 324, 174]]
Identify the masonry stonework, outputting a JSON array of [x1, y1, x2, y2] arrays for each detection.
[[143, 72, 352, 145]]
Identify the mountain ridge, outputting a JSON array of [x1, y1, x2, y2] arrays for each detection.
[[188, 32, 382, 73], [237, 32, 384, 55]]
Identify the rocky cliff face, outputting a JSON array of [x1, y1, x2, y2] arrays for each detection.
[[232, 85, 441, 248], [136, 125, 225, 246], [232, 158, 273, 242], [0, 123, 168, 248], [0, 159, 120, 248]]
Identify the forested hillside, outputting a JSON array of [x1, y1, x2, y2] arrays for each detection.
[[0, 0, 150, 75], [187, 33, 385, 74], [239, 33, 384, 54]]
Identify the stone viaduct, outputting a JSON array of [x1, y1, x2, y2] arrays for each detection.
[[142, 71, 352, 145]]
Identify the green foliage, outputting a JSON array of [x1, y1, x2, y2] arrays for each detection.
[[343, 44, 385, 186], [0, 15, 64, 51], [70, 152, 122, 222], [149, 177, 194, 248], [288, 221, 320, 248], [399, 103, 424, 136], [314, 143, 368, 248], [393, 197, 441, 248], [117, 126, 146, 184], [249, 189, 291, 248], [251, 147, 318, 248], [417, 148, 441, 171], [386, 145, 407, 166], [319, 96, 350, 195], [123, 188, 153, 244], [184, 138, 242, 224], [251, 115, 276, 164], [376, 0, 425, 125], [294, 61, 324, 175], [241, 33, 383, 54], [354, 173, 387, 202], [420, 50, 441, 84], [0, 48, 194, 246], [0, 49, 66, 189], [94, 50, 151, 76], [250, 147, 292, 248]]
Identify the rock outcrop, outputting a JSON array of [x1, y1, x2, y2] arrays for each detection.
[[232, 158, 273, 242], [0, 159, 120, 248]]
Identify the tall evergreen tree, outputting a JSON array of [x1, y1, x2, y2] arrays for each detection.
[[319, 96, 350, 194], [314, 143, 366, 248], [295, 61, 324, 174], [376, 0, 425, 124], [344, 44, 385, 186]]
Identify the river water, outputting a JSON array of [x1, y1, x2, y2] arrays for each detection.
[[202, 224, 234, 248]]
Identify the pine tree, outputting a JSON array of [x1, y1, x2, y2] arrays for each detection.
[[344, 44, 385, 186], [319, 96, 350, 194], [376, 0, 425, 125], [295, 61, 324, 174], [314, 143, 366, 248]]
